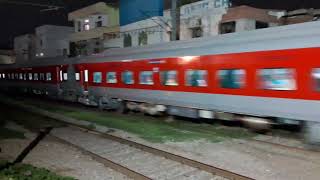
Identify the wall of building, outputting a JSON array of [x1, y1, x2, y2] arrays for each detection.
[[175, 0, 230, 40], [35, 25, 73, 58], [14, 34, 36, 62], [69, 2, 120, 56], [119, 17, 170, 48], [0, 50, 15, 64]]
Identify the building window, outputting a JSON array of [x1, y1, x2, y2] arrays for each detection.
[[140, 71, 154, 85], [93, 72, 102, 83], [96, 21, 102, 27], [23, 73, 27, 80], [122, 71, 134, 84], [138, 31, 148, 46], [218, 69, 245, 89], [124, 34, 132, 47], [106, 72, 117, 83], [46, 73, 52, 81], [186, 70, 208, 87], [94, 48, 100, 54], [256, 21, 269, 29], [220, 21, 236, 34], [191, 27, 203, 38], [161, 71, 178, 86], [34, 73, 39, 81], [259, 68, 296, 91], [77, 21, 81, 32], [84, 19, 90, 31]]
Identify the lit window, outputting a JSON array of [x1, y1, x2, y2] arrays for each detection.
[[15, 73, 19, 80], [84, 24, 90, 31], [63, 73, 68, 81], [139, 71, 154, 85], [122, 71, 134, 84], [75, 73, 80, 81], [23, 73, 27, 80], [161, 71, 178, 86], [34, 73, 39, 81], [259, 68, 296, 91], [19, 73, 23, 80], [2, 74, 5, 79], [93, 72, 102, 83], [106, 72, 117, 84], [28, 73, 33, 80], [186, 70, 207, 87], [46, 73, 52, 81], [218, 69, 245, 89]]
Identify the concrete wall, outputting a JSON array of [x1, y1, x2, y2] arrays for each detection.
[[14, 34, 36, 62], [119, 17, 170, 48], [176, 0, 229, 40], [35, 25, 73, 59]]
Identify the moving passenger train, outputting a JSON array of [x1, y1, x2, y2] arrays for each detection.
[[1, 21, 320, 143]]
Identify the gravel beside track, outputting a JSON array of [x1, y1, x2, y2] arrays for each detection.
[[51, 126, 226, 180]]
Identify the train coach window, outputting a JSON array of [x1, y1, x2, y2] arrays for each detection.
[[161, 71, 178, 86], [75, 73, 80, 81], [93, 72, 102, 83], [19, 73, 23, 80], [218, 69, 245, 89], [186, 70, 208, 87], [140, 71, 154, 85], [46, 73, 52, 81], [63, 73, 68, 81], [312, 68, 320, 91], [259, 68, 296, 90], [28, 73, 33, 80], [40, 73, 44, 81], [106, 72, 117, 84], [122, 71, 134, 84], [34, 73, 39, 81]]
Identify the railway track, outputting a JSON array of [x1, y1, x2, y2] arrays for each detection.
[[50, 126, 229, 180], [2, 96, 254, 180]]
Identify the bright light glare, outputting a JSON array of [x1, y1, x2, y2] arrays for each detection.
[[179, 56, 199, 63]]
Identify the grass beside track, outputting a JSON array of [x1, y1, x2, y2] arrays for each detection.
[[10, 97, 255, 143], [0, 161, 75, 180]]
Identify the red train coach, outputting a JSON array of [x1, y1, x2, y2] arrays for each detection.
[[1, 21, 320, 143]]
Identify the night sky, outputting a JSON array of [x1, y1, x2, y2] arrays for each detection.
[[1, 0, 320, 49]]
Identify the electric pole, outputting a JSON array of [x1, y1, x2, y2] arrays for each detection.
[[171, 0, 179, 41]]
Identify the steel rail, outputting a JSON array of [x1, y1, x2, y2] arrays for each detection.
[[1, 97, 254, 180], [49, 135, 151, 180]]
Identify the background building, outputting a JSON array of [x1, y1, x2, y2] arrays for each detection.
[[34, 25, 73, 59], [177, 0, 230, 40], [118, 0, 169, 48], [14, 34, 36, 62], [68, 2, 120, 56], [0, 50, 15, 64]]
